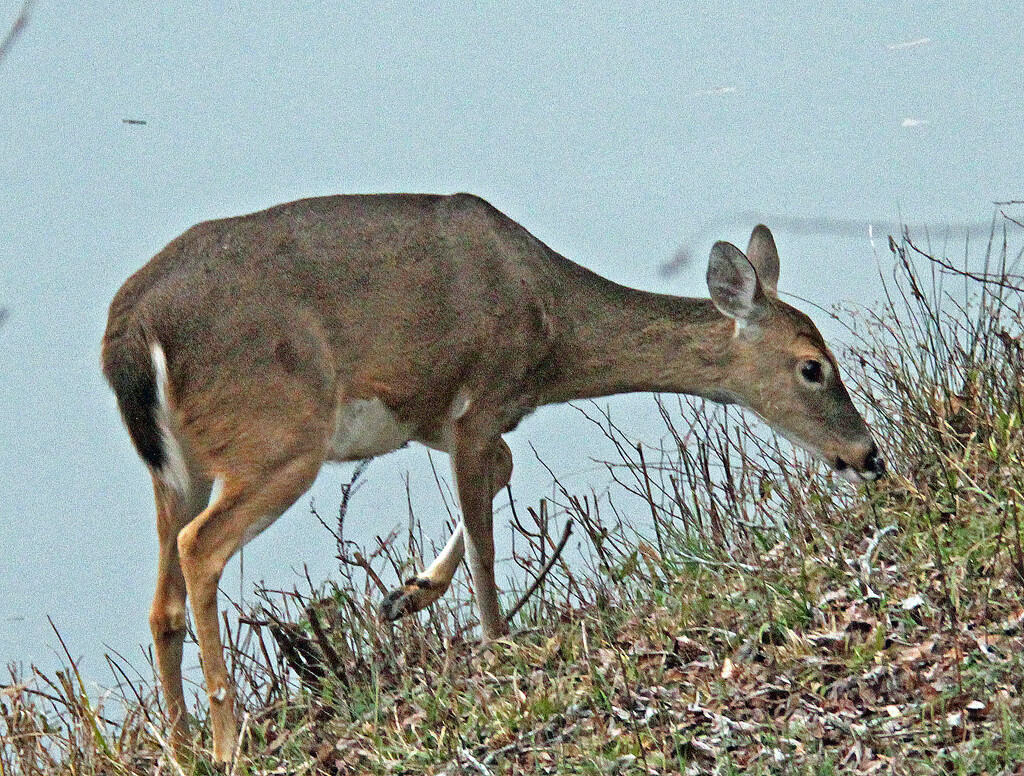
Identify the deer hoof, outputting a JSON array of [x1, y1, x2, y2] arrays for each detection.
[[380, 577, 435, 621]]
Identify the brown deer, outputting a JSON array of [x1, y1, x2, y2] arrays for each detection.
[[101, 193, 883, 761]]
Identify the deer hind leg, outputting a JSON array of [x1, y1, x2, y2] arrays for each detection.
[[176, 450, 324, 762], [150, 473, 212, 753], [380, 438, 512, 623]]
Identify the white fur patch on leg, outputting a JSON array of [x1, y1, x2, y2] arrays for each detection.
[[422, 523, 465, 585], [150, 343, 191, 497]]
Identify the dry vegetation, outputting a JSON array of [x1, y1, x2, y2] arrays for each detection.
[[4, 212, 1024, 775]]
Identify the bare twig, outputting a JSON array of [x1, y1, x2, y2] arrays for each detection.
[[859, 524, 897, 583], [351, 551, 389, 595], [905, 238, 1024, 292], [145, 721, 190, 776], [228, 712, 251, 776], [306, 604, 348, 688], [458, 748, 495, 776], [311, 460, 367, 545], [504, 518, 573, 624], [675, 549, 761, 573]]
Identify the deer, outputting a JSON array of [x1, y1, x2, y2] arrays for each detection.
[[101, 192, 884, 762]]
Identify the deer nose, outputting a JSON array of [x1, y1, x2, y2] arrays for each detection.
[[862, 442, 886, 480], [835, 441, 886, 481]]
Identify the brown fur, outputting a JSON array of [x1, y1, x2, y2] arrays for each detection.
[[102, 193, 882, 762]]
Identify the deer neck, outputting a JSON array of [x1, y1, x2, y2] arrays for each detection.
[[539, 277, 738, 406]]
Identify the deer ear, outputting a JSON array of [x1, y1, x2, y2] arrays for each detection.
[[745, 224, 780, 297], [707, 241, 770, 324]]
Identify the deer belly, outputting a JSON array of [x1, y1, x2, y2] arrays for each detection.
[[327, 398, 416, 461]]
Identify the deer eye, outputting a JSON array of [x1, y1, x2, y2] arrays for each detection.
[[800, 359, 824, 384]]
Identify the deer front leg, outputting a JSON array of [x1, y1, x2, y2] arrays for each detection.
[[452, 423, 509, 639], [380, 438, 512, 630]]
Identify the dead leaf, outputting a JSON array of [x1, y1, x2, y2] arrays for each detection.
[[999, 608, 1024, 634], [673, 635, 709, 662], [897, 639, 935, 663], [966, 699, 989, 720], [901, 594, 926, 610], [721, 657, 735, 679]]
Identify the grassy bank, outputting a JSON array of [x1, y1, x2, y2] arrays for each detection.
[[4, 214, 1024, 774]]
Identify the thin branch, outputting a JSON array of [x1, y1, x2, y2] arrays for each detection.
[[675, 549, 761, 573], [906, 238, 1024, 292], [145, 722, 190, 776], [504, 518, 573, 624], [306, 604, 348, 688], [351, 551, 388, 595], [859, 524, 898, 583]]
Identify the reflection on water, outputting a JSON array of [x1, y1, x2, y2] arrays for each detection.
[[661, 215, 994, 278]]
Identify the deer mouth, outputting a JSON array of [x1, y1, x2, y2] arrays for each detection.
[[834, 456, 858, 481], [750, 414, 885, 483], [835, 460, 870, 483], [835, 450, 886, 483]]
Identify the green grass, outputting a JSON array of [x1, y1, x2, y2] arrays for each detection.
[[4, 215, 1024, 774]]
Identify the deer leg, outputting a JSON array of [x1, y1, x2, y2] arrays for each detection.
[[454, 425, 509, 639], [380, 439, 512, 622], [149, 474, 212, 755], [176, 454, 321, 763]]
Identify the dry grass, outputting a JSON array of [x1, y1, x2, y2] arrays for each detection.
[[3, 211, 1024, 774]]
